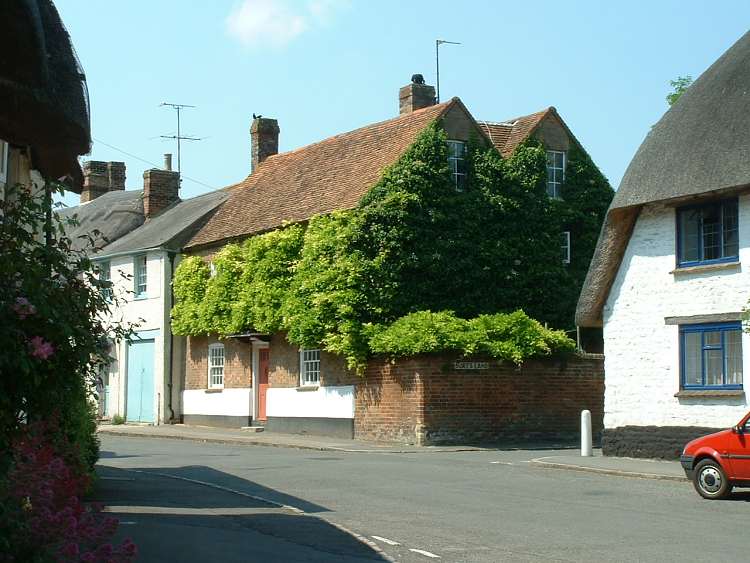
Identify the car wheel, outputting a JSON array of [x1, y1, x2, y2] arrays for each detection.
[[693, 458, 732, 500]]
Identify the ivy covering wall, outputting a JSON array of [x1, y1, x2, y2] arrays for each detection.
[[172, 121, 612, 371]]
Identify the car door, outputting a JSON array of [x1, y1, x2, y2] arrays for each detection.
[[725, 415, 750, 480]]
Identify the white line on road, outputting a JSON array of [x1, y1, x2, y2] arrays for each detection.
[[372, 535, 400, 546], [489, 461, 513, 465], [410, 548, 441, 558]]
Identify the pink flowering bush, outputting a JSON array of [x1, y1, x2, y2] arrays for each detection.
[[0, 185, 137, 559], [0, 420, 136, 562]]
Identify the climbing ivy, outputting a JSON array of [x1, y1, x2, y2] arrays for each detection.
[[171, 120, 612, 371]]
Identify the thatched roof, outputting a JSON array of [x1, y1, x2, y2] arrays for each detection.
[[0, 0, 91, 187], [576, 31, 750, 327]]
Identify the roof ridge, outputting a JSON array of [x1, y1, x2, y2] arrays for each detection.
[[260, 100, 453, 165]]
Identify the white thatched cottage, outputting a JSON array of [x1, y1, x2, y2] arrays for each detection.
[[576, 31, 750, 458]]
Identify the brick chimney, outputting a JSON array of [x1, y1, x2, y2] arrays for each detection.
[[399, 74, 436, 115], [250, 117, 279, 172], [81, 161, 126, 202], [143, 168, 179, 219], [107, 161, 126, 191]]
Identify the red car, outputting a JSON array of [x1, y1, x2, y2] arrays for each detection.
[[682, 411, 750, 499]]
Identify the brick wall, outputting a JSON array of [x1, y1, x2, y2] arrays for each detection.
[[268, 333, 353, 388], [355, 358, 425, 443], [354, 354, 604, 446], [185, 335, 252, 390]]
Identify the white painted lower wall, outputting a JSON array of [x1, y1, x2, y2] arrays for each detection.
[[182, 388, 253, 417], [604, 199, 750, 430], [266, 386, 355, 419]]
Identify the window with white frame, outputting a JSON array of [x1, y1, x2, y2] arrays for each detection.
[[447, 140, 467, 191], [0, 139, 8, 186], [208, 343, 225, 389], [134, 254, 147, 297], [98, 260, 112, 301], [546, 150, 565, 198], [300, 348, 320, 387], [561, 231, 571, 264]]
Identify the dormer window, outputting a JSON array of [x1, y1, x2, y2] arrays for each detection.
[[677, 199, 738, 267], [447, 140, 467, 191], [546, 150, 565, 199]]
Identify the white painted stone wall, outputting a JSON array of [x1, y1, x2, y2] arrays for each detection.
[[604, 197, 750, 429], [266, 386, 355, 419], [182, 388, 253, 417], [106, 251, 171, 424]]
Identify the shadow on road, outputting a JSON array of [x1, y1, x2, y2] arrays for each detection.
[[92, 465, 388, 562]]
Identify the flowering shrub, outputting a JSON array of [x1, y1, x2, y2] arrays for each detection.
[[0, 419, 136, 562], [0, 183, 136, 560]]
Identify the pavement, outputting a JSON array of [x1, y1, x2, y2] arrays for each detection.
[[98, 422, 688, 482]]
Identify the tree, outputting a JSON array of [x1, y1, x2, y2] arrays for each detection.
[[667, 75, 693, 106]]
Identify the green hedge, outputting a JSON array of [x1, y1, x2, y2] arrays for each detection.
[[367, 310, 575, 364]]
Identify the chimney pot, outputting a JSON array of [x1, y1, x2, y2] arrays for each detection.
[[164, 153, 173, 171], [143, 168, 179, 218], [250, 117, 279, 172], [399, 76, 436, 115]]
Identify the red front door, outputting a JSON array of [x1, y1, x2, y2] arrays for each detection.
[[257, 349, 269, 421]]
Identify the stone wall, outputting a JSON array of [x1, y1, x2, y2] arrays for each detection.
[[602, 425, 723, 460], [354, 354, 604, 446]]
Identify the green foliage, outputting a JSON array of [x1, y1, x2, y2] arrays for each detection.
[[171, 256, 210, 336], [172, 119, 611, 371], [111, 413, 126, 425], [550, 144, 614, 328], [667, 75, 693, 106], [234, 224, 304, 334], [368, 310, 575, 364], [0, 183, 133, 471]]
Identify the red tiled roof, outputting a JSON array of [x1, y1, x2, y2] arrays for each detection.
[[187, 100, 455, 249], [478, 108, 552, 157]]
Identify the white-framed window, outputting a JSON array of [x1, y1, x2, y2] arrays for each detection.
[[208, 343, 225, 389], [561, 231, 571, 264], [98, 260, 112, 301], [300, 348, 320, 387], [546, 150, 566, 199], [134, 254, 147, 297], [447, 140, 467, 191], [0, 139, 8, 185]]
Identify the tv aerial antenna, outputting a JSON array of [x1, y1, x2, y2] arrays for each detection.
[[436, 39, 461, 103], [159, 102, 203, 183]]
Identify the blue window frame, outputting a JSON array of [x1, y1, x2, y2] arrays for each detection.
[[676, 199, 738, 267], [680, 322, 743, 390]]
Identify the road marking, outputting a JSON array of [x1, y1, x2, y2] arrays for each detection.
[[100, 476, 135, 481], [489, 461, 513, 465], [372, 535, 400, 546], [409, 548, 440, 558], [119, 468, 305, 514], [119, 521, 137, 525]]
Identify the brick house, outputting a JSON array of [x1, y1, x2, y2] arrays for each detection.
[[177, 77, 607, 440], [576, 31, 750, 458]]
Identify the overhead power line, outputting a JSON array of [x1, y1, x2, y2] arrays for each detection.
[[91, 137, 215, 190]]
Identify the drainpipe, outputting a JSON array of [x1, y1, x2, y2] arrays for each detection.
[[166, 251, 176, 423]]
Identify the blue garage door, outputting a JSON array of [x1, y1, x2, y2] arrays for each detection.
[[126, 338, 155, 423]]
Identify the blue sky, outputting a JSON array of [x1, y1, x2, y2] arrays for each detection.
[[55, 1, 749, 205]]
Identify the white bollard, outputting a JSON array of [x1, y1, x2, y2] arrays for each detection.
[[581, 409, 593, 457]]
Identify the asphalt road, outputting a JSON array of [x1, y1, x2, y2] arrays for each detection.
[[96, 435, 750, 563]]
